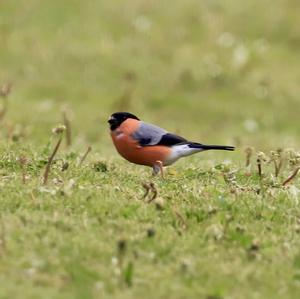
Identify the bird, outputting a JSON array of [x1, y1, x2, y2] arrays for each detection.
[[108, 112, 235, 177]]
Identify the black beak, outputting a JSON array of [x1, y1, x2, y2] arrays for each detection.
[[108, 116, 119, 130], [108, 117, 115, 124]]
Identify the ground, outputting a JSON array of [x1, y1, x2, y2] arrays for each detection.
[[1, 1, 300, 298]]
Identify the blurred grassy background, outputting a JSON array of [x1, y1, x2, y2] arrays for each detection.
[[1, 2, 300, 299], [1, 0, 300, 152]]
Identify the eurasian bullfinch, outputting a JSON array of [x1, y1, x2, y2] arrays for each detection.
[[108, 112, 235, 177]]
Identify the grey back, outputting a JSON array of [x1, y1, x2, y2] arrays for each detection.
[[131, 121, 167, 146]]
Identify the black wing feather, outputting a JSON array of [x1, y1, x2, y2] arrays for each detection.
[[138, 137, 153, 146], [156, 133, 187, 146]]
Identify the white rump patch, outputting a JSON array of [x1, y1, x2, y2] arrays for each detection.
[[164, 144, 203, 166]]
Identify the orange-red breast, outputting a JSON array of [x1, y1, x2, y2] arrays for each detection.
[[108, 112, 235, 177]]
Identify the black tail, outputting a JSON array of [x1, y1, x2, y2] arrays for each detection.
[[188, 143, 235, 151]]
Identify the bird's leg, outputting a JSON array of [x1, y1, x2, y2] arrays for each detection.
[[153, 160, 164, 178]]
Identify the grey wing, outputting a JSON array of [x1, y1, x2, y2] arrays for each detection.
[[131, 122, 168, 146]]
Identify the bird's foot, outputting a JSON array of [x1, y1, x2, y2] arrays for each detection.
[[153, 160, 164, 179]]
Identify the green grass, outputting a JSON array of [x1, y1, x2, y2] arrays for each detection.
[[1, 0, 300, 298]]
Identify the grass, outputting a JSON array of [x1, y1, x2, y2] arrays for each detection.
[[1, 0, 300, 298]]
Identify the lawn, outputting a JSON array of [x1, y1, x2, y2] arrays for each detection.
[[1, 1, 300, 298]]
